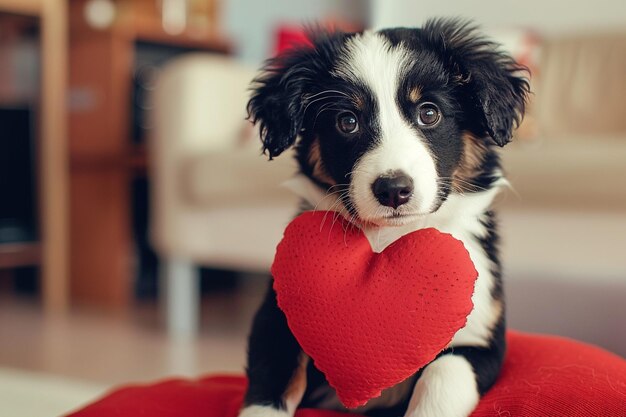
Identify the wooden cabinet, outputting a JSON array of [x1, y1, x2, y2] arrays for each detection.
[[68, 0, 230, 309], [0, 0, 68, 312]]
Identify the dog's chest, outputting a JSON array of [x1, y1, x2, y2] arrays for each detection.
[[402, 190, 502, 348], [287, 174, 503, 345], [290, 176, 503, 413]]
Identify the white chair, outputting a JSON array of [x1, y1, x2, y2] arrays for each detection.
[[150, 54, 298, 336]]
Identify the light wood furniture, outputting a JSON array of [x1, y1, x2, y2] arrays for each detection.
[[0, 0, 42, 15], [0, 0, 69, 312], [68, 0, 229, 309]]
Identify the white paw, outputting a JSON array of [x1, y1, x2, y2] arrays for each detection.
[[239, 405, 291, 417], [404, 355, 479, 417]]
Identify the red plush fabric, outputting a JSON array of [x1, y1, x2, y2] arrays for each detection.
[[272, 211, 478, 407], [66, 331, 626, 417]]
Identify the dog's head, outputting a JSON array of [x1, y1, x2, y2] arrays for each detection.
[[248, 19, 529, 227]]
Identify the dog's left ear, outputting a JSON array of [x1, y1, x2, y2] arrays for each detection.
[[423, 19, 531, 146], [247, 48, 316, 159]]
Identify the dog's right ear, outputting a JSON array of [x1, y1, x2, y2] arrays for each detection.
[[247, 49, 314, 159], [421, 18, 530, 147]]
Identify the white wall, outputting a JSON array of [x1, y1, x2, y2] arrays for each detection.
[[224, 0, 626, 64], [370, 0, 626, 34], [221, 0, 369, 64]]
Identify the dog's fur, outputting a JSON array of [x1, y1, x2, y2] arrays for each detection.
[[240, 18, 529, 417]]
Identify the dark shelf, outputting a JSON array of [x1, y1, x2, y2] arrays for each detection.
[[0, 242, 41, 269]]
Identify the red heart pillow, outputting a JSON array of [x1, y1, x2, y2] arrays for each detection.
[[272, 211, 478, 408]]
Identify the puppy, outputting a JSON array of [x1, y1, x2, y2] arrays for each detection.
[[240, 18, 529, 417]]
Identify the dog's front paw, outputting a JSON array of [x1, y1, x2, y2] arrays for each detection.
[[403, 355, 479, 417], [239, 405, 291, 417]]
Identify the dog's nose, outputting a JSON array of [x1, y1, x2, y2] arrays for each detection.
[[371, 173, 414, 209]]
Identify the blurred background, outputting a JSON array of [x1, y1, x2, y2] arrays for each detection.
[[0, 0, 625, 415]]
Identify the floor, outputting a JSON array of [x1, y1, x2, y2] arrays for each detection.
[[1, 241, 625, 416], [0, 367, 104, 417], [0, 275, 268, 416]]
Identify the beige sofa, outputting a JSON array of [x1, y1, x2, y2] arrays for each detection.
[[150, 36, 626, 355], [497, 32, 626, 356], [150, 55, 298, 335]]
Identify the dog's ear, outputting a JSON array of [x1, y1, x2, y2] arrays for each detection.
[[423, 18, 530, 146], [247, 47, 315, 159]]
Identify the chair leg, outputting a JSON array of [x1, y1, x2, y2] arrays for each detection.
[[161, 259, 200, 337]]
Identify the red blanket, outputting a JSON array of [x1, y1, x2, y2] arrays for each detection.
[[67, 331, 626, 417]]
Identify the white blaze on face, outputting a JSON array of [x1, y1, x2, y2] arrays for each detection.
[[334, 32, 439, 225]]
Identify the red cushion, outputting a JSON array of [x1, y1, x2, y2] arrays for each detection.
[[66, 331, 626, 417]]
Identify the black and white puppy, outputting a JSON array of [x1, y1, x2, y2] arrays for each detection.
[[241, 18, 529, 417]]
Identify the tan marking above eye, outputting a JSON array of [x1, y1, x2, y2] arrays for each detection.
[[409, 86, 422, 103], [352, 93, 365, 110]]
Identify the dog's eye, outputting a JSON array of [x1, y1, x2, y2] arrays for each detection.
[[336, 112, 359, 134], [417, 103, 441, 127]]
